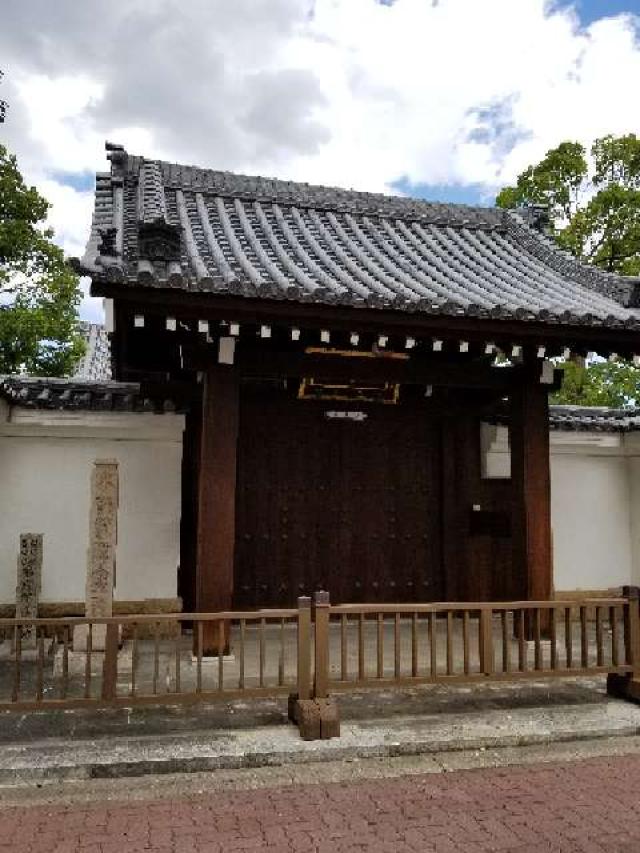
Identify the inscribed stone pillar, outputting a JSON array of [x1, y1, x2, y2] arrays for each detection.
[[74, 459, 119, 651], [15, 534, 43, 649]]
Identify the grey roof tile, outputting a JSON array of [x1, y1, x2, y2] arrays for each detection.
[[74, 323, 112, 381], [0, 376, 177, 414], [549, 405, 640, 432], [2, 372, 638, 432], [77, 145, 640, 329]]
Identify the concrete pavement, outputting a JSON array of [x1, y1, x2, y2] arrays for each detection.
[[1, 677, 640, 783]]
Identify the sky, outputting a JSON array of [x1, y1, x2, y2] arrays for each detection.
[[1, 0, 640, 322]]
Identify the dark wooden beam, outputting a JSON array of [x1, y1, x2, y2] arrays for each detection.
[[195, 367, 239, 654], [95, 285, 640, 355], [510, 375, 553, 614], [236, 349, 518, 390], [440, 418, 461, 601]]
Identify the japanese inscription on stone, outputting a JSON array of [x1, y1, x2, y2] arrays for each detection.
[[85, 459, 119, 619], [75, 460, 119, 652], [15, 534, 43, 647]]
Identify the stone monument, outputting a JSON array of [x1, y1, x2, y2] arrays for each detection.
[[15, 533, 43, 649], [0, 534, 44, 658], [74, 459, 119, 652]]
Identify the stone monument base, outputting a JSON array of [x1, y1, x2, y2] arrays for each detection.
[[53, 644, 133, 678], [72, 623, 111, 652], [191, 654, 236, 665], [0, 638, 54, 661]]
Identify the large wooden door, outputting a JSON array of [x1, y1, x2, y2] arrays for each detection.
[[234, 386, 442, 608]]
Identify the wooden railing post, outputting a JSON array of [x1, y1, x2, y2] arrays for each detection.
[[290, 592, 339, 740], [101, 622, 119, 701], [297, 596, 312, 701], [313, 591, 330, 700], [623, 586, 640, 676], [608, 586, 640, 702], [479, 608, 494, 676]]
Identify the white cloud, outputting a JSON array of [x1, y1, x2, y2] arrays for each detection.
[[34, 180, 94, 258], [78, 277, 104, 324], [2, 0, 640, 326]]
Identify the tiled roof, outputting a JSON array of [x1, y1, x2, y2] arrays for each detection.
[[0, 377, 177, 414], [77, 143, 640, 330], [1, 375, 638, 431], [549, 405, 640, 432], [74, 323, 112, 381]]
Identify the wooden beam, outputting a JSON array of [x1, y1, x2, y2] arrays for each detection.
[[510, 376, 553, 614], [195, 367, 239, 654], [234, 349, 518, 390], [95, 286, 640, 354], [440, 418, 461, 601]]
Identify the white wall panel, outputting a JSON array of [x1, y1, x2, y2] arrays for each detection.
[[0, 414, 184, 605]]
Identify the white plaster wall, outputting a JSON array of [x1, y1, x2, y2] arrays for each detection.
[[481, 426, 636, 592], [0, 414, 184, 605], [551, 446, 633, 591], [2, 405, 639, 605], [625, 435, 640, 587]]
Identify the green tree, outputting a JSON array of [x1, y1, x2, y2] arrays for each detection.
[[497, 134, 640, 407], [550, 359, 640, 408], [496, 141, 588, 221], [0, 143, 84, 375]]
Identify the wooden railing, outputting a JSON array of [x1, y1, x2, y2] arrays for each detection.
[[0, 608, 299, 711], [0, 592, 638, 729], [322, 598, 636, 690]]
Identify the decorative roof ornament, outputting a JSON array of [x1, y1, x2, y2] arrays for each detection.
[[105, 141, 127, 172], [138, 221, 181, 263], [97, 226, 119, 260]]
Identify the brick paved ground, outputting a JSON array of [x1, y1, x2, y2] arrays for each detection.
[[1, 754, 640, 852]]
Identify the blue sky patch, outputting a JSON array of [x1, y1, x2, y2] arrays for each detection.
[[557, 0, 639, 26], [391, 177, 492, 207], [377, 0, 637, 22], [376, 0, 638, 24], [466, 96, 532, 162], [51, 170, 95, 192]]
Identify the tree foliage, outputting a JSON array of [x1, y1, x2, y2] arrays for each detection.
[[496, 141, 588, 221], [550, 358, 640, 408], [497, 134, 640, 407], [0, 143, 84, 375]]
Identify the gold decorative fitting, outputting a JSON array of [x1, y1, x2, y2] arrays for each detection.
[[298, 378, 399, 404], [304, 346, 408, 361]]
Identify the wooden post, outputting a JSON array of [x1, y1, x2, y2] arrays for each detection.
[[608, 586, 640, 701], [195, 368, 239, 655], [312, 590, 340, 739], [479, 609, 494, 676], [290, 592, 339, 739], [289, 595, 312, 725], [297, 596, 312, 701], [101, 622, 119, 701], [510, 369, 552, 633], [314, 591, 330, 700], [624, 586, 640, 676]]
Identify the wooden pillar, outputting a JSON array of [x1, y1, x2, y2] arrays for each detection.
[[195, 367, 239, 655], [510, 375, 552, 608], [440, 416, 462, 602]]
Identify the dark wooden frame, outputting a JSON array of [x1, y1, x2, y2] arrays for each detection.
[[195, 367, 239, 654], [99, 286, 640, 358], [102, 288, 638, 639]]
